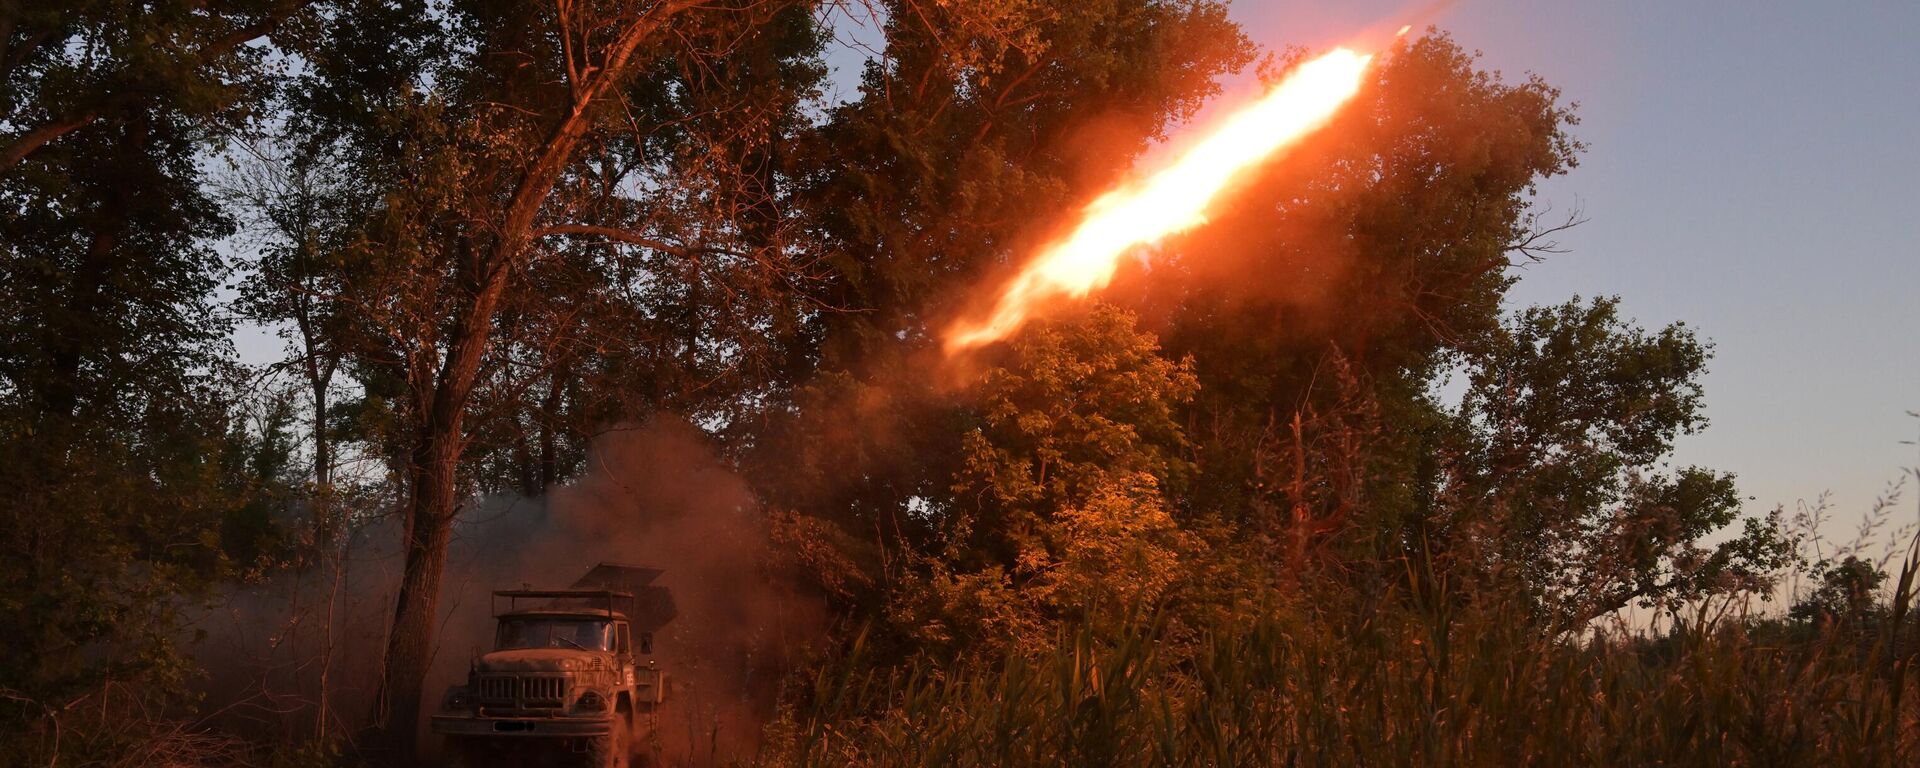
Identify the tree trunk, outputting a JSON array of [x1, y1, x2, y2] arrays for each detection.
[[303, 346, 335, 532], [370, 422, 463, 759], [365, 5, 696, 758], [514, 428, 539, 498], [372, 275, 498, 759], [537, 368, 564, 493]]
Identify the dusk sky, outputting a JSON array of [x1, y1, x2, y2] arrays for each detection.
[[1216, 1, 1920, 535]]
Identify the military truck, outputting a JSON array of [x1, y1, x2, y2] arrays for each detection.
[[433, 564, 676, 768]]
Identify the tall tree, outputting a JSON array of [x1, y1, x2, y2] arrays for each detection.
[[231, 145, 361, 524], [1125, 36, 1786, 625], [747, 0, 1254, 588], [0, 0, 304, 742], [273, 0, 830, 754], [1445, 297, 1792, 627]]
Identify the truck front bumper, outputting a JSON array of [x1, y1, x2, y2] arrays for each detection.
[[431, 713, 615, 737]]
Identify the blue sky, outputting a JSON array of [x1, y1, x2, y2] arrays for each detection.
[[1208, 0, 1920, 532]]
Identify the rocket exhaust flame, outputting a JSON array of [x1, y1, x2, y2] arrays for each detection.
[[944, 46, 1378, 354]]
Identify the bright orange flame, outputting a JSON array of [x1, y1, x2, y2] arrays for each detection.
[[945, 47, 1375, 353]]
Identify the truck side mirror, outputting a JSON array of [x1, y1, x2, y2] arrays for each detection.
[[639, 632, 653, 655]]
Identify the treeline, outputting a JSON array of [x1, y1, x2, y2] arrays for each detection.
[[1, 1, 1913, 766]]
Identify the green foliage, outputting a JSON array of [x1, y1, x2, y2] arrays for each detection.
[[954, 305, 1195, 544], [1791, 556, 1891, 629], [0, 1, 292, 161], [757, 24, 1840, 767], [893, 306, 1200, 653], [0, 379, 299, 764], [1441, 297, 1797, 624], [0, 1, 311, 760]]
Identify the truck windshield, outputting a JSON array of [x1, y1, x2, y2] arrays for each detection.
[[495, 619, 611, 651]]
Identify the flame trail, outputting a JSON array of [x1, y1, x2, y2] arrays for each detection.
[[944, 47, 1377, 353]]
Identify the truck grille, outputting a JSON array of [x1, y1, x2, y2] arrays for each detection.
[[476, 675, 567, 709], [522, 676, 565, 706]]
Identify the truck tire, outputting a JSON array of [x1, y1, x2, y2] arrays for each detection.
[[629, 712, 655, 768], [585, 714, 630, 768]]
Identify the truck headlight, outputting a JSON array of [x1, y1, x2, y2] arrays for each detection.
[[575, 690, 607, 712], [441, 687, 470, 711]]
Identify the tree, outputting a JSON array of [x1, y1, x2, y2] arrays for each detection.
[[1131, 33, 1583, 542], [0, 0, 301, 741], [1790, 556, 1888, 630], [895, 305, 1197, 651], [230, 144, 362, 524], [266, 0, 835, 754], [747, 0, 1253, 605], [1078, 35, 1789, 626], [1445, 297, 1793, 626]]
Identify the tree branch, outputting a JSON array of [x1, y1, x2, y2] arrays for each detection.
[[0, 110, 97, 172], [1506, 202, 1588, 264], [533, 224, 694, 257], [0, 1, 307, 174]]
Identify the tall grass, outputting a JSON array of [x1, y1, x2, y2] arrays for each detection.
[[769, 535, 1920, 767]]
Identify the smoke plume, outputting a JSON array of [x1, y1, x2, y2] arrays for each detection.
[[192, 418, 823, 765]]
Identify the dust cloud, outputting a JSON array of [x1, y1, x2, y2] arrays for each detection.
[[192, 418, 823, 765], [432, 418, 824, 763]]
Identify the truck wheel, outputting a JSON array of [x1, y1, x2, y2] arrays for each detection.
[[586, 716, 630, 768], [628, 711, 655, 768]]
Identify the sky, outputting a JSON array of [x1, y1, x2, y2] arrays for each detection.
[[1201, 0, 1920, 538]]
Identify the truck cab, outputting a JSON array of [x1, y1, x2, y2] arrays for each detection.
[[433, 584, 670, 768]]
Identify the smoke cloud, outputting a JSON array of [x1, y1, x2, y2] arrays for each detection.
[[192, 418, 823, 765]]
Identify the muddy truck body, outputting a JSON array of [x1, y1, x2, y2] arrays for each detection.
[[433, 563, 675, 768]]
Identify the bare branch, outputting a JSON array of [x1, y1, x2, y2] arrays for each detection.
[[1506, 201, 1588, 264]]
